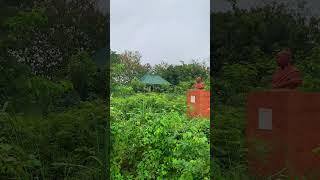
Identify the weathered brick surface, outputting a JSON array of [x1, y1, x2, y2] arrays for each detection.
[[247, 91, 320, 178]]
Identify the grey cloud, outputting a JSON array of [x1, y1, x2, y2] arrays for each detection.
[[111, 0, 210, 66]]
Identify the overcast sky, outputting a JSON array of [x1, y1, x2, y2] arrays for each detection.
[[110, 0, 210, 66]]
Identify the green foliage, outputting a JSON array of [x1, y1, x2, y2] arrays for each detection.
[[215, 64, 258, 105], [154, 61, 209, 85], [0, 101, 106, 179], [204, 78, 210, 91], [298, 47, 320, 91], [111, 93, 186, 118], [111, 51, 126, 86], [0, 112, 41, 179], [212, 1, 320, 72], [3, 1, 107, 78], [111, 51, 151, 85], [110, 51, 210, 95], [130, 77, 146, 92], [211, 1, 320, 179], [5, 8, 48, 37], [177, 81, 194, 92], [0, 56, 30, 103], [68, 51, 97, 99], [0, 1, 108, 178], [212, 106, 247, 170], [111, 93, 210, 179], [112, 85, 135, 97], [109, 51, 210, 178], [22, 77, 73, 114], [212, 1, 320, 103], [2, 69, 73, 115]]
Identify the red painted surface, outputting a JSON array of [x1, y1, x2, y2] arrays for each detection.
[[247, 90, 320, 178], [186, 89, 210, 119]]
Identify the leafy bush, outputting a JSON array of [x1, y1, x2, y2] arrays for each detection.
[[177, 80, 194, 92], [130, 78, 146, 92], [111, 93, 186, 120], [112, 85, 135, 97], [298, 47, 320, 92], [67, 51, 97, 99], [5, 8, 48, 37], [1, 1, 108, 179], [211, 106, 249, 180], [111, 93, 210, 179], [7, 76, 73, 115], [0, 101, 106, 179]]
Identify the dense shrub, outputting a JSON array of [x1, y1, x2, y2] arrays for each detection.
[[67, 51, 97, 100], [0, 101, 105, 179], [111, 93, 210, 179], [111, 93, 186, 119]]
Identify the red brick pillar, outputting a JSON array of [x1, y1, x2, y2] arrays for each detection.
[[186, 89, 210, 119]]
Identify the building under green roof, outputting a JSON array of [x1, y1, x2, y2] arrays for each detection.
[[140, 74, 171, 85]]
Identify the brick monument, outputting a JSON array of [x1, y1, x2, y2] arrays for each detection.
[[187, 77, 210, 119], [247, 50, 320, 178]]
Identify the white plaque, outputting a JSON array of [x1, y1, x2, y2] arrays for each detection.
[[258, 108, 272, 130], [191, 96, 196, 103]]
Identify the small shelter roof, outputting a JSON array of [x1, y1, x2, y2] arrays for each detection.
[[140, 74, 171, 85]]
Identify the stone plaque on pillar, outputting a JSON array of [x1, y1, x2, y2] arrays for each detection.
[[258, 108, 272, 130], [191, 96, 196, 103]]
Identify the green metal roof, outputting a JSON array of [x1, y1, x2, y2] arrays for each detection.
[[140, 74, 171, 85]]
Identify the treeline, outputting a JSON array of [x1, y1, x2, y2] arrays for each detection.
[[111, 50, 210, 94]]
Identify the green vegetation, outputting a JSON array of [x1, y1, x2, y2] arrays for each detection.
[[110, 49, 211, 179], [111, 94, 209, 179], [3, 0, 320, 179], [212, 1, 320, 179], [1, 0, 211, 177], [1, 0, 108, 179]]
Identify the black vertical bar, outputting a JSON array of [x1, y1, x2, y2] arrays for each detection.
[[106, 0, 110, 178], [100, 0, 110, 179], [210, 0, 214, 179]]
